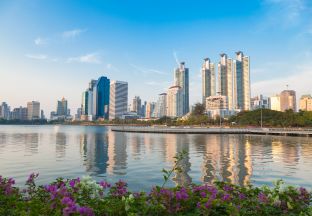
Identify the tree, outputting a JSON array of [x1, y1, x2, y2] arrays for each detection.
[[192, 103, 205, 116]]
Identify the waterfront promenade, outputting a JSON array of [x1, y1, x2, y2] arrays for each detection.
[[111, 126, 312, 137]]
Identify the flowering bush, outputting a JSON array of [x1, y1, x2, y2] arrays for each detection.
[[0, 173, 311, 215]]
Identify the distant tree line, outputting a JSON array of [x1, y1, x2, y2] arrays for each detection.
[[0, 119, 48, 125], [229, 109, 312, 127]]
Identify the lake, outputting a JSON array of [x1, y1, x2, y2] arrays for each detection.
[[0, 125, 312, 190]]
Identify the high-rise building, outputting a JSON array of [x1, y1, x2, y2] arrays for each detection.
[[167, 86, 183, 117], [27, 101, 40, 120], [82, 79, 97, 117], [131, 96, 142, 115], [145, 102, 156, 119], [0, 102, 10, 120], [202, 58, 215, 105], [174, 62, 189, 115], [218, 53, 234, 110], [269, 95, 281, 111], [299, 94, 312, 111], [109, 81, 128, 120], [57, 97, 68, 116], [141, 101, 147, 117], [93, 76, 110, 119], [280, 90, 296, 112], [156, 93, 167, 118], [251, 95, 269, 110], [12, 106, 28, 120], [41, 110, 45, 119], [234, 51, 250, 110]]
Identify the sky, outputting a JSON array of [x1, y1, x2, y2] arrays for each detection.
[[1, 0, 312, 115]]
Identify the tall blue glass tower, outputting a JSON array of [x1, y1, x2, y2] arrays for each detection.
[[93, 76, 110, 119]]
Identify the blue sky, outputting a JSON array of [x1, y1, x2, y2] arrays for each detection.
[[1, 0, 312, 115]]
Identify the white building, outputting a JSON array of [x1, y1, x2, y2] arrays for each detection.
[[206, 95, 233, 118], [27, 101, 40, 120], [156, 93, 167, 118], [251, 95, 269, 110], [167, 86, 183, 117], [269, 95, 281, 111], [109, 81, 128, 120], [218, 53, 234, 110]]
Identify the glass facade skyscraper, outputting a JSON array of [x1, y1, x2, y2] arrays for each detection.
[[174, 62, 189, 115], [93, 76, 110, 119], [234, 51, 250, 111]]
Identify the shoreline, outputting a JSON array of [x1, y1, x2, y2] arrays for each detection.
[[111, 126, 312, 137]]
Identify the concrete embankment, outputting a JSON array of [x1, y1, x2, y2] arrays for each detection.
[[111, 126, 312, 137]]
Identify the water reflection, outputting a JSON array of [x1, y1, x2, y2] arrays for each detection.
[[107, 131, 127, 175], [0, 126, 312, 189], [80, 133, 109, 175], [56, 133, 66, 158]]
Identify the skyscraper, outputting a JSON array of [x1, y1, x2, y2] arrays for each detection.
[[82, 79, 97, 118], [27, 101, 40, 120], [109, 81, 128, 120], [156, 93, 167, 118], [218, 53, 234, 110], [280, 90, 296, 112], [131, 96, 142, 116], [57, 97, 68, 116], [174, 62, 189, 115], [167, 86, 183, 117], [93, 76, 110, 119], [145, 102, 156, 119], [234, 51, 250, 110], [202, 58, 215, 106], [0, 102, 10, 120]]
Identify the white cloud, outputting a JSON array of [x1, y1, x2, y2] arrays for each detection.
[[252, 65, 312, 98], [62, 29, 86, 38], [263, 0, 307, 26], [145, 81, 170, 86], [130, 64, 167, 75], [25, 54, 48, 60], [67, 53, 101, 64], [173, 51, 180, 66], [34, 37, 48, 46]]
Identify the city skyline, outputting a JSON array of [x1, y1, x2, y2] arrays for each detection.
[[1, 0, 312, 115]]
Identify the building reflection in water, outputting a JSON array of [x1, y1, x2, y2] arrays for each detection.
[[200, 135, 253, 186], [79, 132, 109, 175], [55, 133, 66, 158], [23, 133, 39, 154], [163, 134, 192, 187], [107, 131, 127, 175], [0, 133, 7, 151]]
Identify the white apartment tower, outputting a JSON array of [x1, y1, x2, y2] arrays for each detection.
[[218, 53, 234, 110], [167, 86, 183, 117], [109, 81, 128, 120], [202, 58, 215, 106], [156, 93, 167, 118]]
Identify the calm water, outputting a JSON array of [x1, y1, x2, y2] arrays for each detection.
[[0, 125, 312, 190]]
